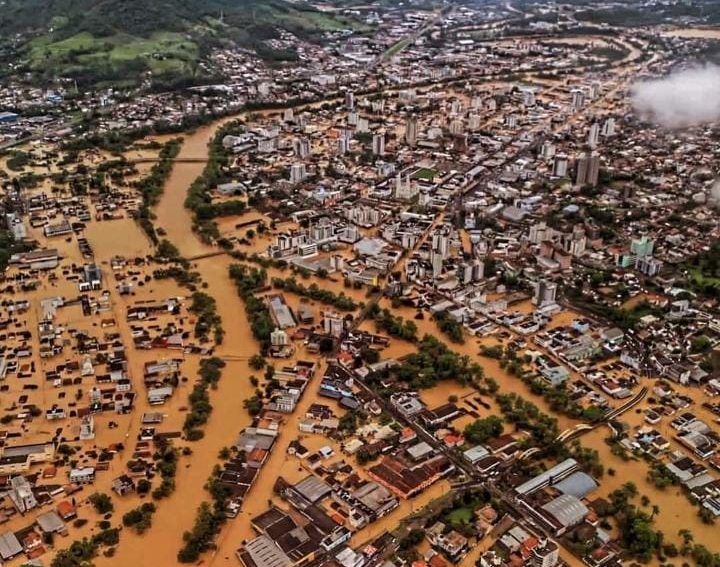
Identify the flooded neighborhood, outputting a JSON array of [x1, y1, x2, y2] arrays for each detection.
[[2, 2, 720, 567]]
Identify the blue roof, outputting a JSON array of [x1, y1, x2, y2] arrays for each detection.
[[515, 458, 578, 495], [553, 471, 598, 499]]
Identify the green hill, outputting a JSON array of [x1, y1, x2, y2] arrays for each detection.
[[0, 0, 368, 88]]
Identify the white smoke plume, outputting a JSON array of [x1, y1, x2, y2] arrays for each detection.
[[631, 64, 720, 128]]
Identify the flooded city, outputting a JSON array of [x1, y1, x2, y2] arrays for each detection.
[[2, 4, 720, 567]]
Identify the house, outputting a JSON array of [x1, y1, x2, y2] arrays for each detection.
[[678, 431, 717, 460], [665, 455, 707, 483], [368, 453, 454, 499], [463, 445, 490, 465], [320, 526, 352, 552], [336, 547, 366, 567], [43, 220, 73, 238], [539, 362, 570, 387], [36, 510, 67, 535], [74, 412, 93, 439], [443, 434, 463, 448], [400, 427, 418, 444], [298, 305, 315, 324], [69, 467, 95, 484], [56, 500, 77, 520], [620, 350, 642, 369], [475, 455, 503, 476], [9, 475, 38, 513], [601, 327, 624, 345], [81, 264, 103, 291], [391, 393, 425, 417], [0, 441, 55, 474], [235, 427, 277, 468], [407, 442, 434, 462], [147, 386, 173, 405], [421, 403, 462, 428], [112, 474, 136, 496], [142, 412, 164, 424], [268, 393, 297, 414], [486, 435, 518, 459], [350, 481, 398, 518], [21, 529, 43, 557], [427, 523, 469, 558]]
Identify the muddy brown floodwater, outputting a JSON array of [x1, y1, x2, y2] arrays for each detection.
[[92, 119, 261, 565], [92, 100, 716, 564], [661, 27, 720, 39], [95, 107, 366, 565], [360, 301, 720, 561]]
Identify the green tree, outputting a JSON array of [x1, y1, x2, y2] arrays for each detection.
[[89, 492, 114, 514], [249, 354, 266, 370], [691, 336, 711, 353], [464, 416, 503, 444]]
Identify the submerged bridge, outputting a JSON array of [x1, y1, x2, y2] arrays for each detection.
[[127, 157, 208, 164], [185, 251, 229, 262], [605, 386, 648, 421], [518, 386, 649, 460]]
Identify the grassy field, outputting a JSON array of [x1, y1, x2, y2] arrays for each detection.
[[279, 10, 366, 32], [27, 31, 198, 81], [689, 268, 720, 290], [445, 506, 474, 526], [413, 167, 438, 181], [383, 37, 412, 60], [7, 0, 373, 87]]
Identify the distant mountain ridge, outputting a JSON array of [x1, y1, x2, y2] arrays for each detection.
[[0, 0, 366, 87], [3, 0, 237, 37], [1, 0, 335, 37]]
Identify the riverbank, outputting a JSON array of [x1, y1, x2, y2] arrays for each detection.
[[93, 82, 718, 565]]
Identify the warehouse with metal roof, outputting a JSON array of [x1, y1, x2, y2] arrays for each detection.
[[0, 531, 23, 561], [540, 494, 589, 534], [514, 458, 578, 495], [553, 471, 598, 499]]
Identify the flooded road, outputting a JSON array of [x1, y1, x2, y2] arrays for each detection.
[[93, 119, 260, 565], [582, 421, 718, 553], [661, 27, 720, 39], [362, 299, 578, 431], [91, 97, 714, 565], [95, 108, 369, 564]]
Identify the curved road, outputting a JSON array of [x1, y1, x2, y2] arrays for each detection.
[[97, 34, 655, 561]]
